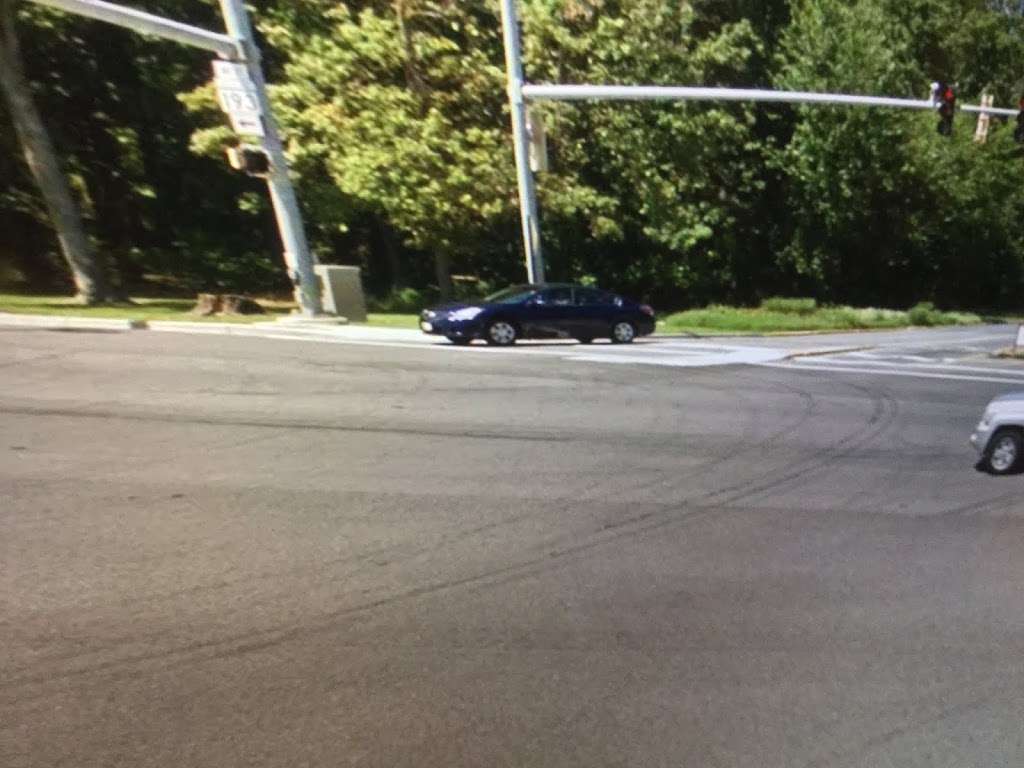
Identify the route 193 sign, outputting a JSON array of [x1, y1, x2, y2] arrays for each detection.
[[212, 61, 265, 137]]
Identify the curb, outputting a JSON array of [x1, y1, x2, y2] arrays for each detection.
[[0, 313, 146, 331], [148, 320, 426, 343], [990, 347, 1024, 361], [148, 320, 278, 335], [653, 323, 1001, 340], [0, 312, 427, 343], [784, 345, 876, 360]]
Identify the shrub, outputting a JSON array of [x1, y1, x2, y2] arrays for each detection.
[[907, 301, 941, 326], [453, 278, 494, 302], [760, 296, 817, 315], [368, 286, 435, 313]]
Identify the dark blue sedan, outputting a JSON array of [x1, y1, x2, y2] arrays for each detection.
[[419, 284, 656, 346]]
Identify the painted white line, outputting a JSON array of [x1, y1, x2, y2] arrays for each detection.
[[789, 358, 1024, 377], [148, 325, 583, 357], [762, 362, 1024, 385], [149, 322, 800, 364], [571, 348, 789, 368], [872, 333, 1012, 349], [584, 346, 733, 357]]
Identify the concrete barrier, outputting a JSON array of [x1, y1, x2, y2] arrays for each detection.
[[315, 265, 367, 321]]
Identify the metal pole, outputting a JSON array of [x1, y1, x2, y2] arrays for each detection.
[[498, 0, 544, 284], [218, 0, 322, 316], [523, 83, 1021, 116], [961, 104, 1019, 117], [29, 0, 241, 58]]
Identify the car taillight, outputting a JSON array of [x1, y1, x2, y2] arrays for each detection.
[[640, 304, 655, 317]]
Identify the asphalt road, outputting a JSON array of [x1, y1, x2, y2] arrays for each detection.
[[3, 326, 1024, 767]]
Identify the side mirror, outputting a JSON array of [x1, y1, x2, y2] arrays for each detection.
[[527, 295, 544, 306]]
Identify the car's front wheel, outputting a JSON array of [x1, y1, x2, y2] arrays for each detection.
[[610, 321, 636, 344], [485, 319, 517, 346], [985, 428, 1022, 475]]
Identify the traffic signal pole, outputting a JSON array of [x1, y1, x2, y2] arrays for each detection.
[[218, 0, 321, 315], [26, 0, 324, 316], [498, 0, 544, 285], [523, 83, 1019, 117], [28, 0, 240, 56]]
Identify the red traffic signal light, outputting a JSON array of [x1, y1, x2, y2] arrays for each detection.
[[933, 81, 956, 136]]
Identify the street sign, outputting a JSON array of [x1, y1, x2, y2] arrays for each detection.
[[974, 94, 993, 144], [527, 107, 548, 173], [213, 60, 264, 136]]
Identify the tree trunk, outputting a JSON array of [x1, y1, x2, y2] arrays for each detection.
[[377, 219, 403, 288], [434, 250, 454, 301], [0, 0, 110, 303], [393, 0, 428, 99]]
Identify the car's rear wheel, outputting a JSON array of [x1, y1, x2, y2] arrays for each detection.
[[611, 321, 636, 344], [985, 428, 1021, 475], [447, 336, 472, 346], [485, 319, 517, 346]]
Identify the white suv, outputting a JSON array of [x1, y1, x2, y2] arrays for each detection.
[[971, 393, 1024, 474]]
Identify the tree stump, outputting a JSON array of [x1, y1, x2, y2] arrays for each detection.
[[221, 294, 266, 315], [192, 293, 222, 316], [192, 294, 266, 316]]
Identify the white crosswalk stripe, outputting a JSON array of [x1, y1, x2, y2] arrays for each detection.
[[767, 348, 1024, 385], [567, 341, 789, 367]]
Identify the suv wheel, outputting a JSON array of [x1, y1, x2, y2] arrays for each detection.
[[986, 428, 1022, 475]]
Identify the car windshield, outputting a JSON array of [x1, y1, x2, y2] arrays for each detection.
[[484, 285, 537, 304]]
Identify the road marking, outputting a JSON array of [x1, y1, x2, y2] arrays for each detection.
[[115, 321, 1024, 375], [786, 357, 1024, 377], [876, 333, 1011, 349], [761, 361, 1024, 385], [149, 324, 796, 368], [570, 346, 789, 368]]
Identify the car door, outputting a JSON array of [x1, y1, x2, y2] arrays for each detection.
[[522, 286, 575, 337], [573, 288, 616, 338]]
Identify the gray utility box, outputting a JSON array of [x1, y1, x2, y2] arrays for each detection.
[[314, 265, 367, 321]]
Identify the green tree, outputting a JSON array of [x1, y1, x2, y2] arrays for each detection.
[[249, 0, 517, 300], [0, 1, 111, 303], [522, 0, 766, 304], [774, 0, 1024, 308], [1, 0, 292, 297]]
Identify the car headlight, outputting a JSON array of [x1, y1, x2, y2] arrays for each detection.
[[448, 307, 484, 321], [981, 411, 993, 427]]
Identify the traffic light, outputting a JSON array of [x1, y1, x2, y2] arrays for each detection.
[[1015, 98, 1024, 144], [933, 81, 956, 136], [226, 145, 271, 177]]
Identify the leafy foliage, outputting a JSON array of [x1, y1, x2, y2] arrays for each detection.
[[2, 0, 1024, 309], [760, 296, 817, 314]]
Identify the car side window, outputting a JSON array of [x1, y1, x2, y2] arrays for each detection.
[[541, 287, 573, 306], [575, 289, 615, 306]]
